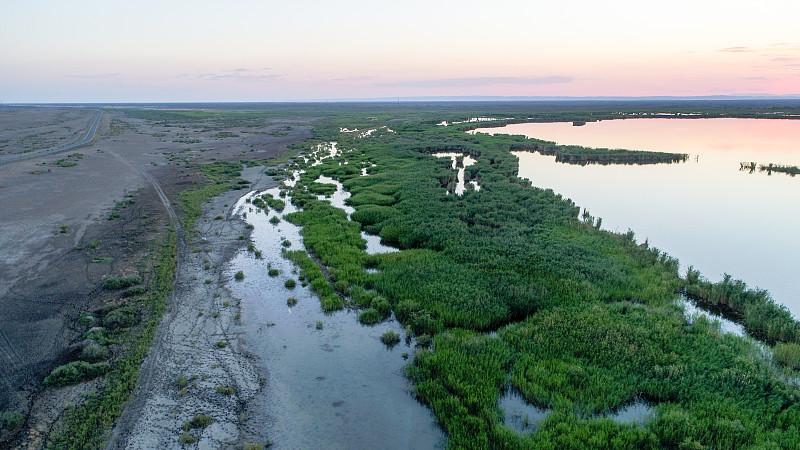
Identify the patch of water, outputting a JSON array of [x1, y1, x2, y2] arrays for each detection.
[[498, 388, 549, 433], [433, 152, 478, 195], [498, 388, 654, 434], [227, 187, 443, 449], [678, 294, 746, 336], [605, 399, 655, 426], [314, 175, 398, 255]]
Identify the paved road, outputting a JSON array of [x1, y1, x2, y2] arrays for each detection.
[[0, 109, 103, 165]]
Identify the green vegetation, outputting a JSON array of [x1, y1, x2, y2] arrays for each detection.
[[774, 342, 800, 370], [284, 278, 296, 288], [102, 276, 142, 290], [235, 270, 245, 281], [215, 385, 235, 395], [684, 269, 800, 344], [102, 307, 137, 329], [43, 361, 110, 387], [80, 345, 110, 363], [184, 413, 213, 430], [760, 163, 800, 176], [47, 230, 177, 449], [379, 330, 401, 347], [178, 161, 246, 231], [287, 297, 298, 306], [274, 111, 800, 448]]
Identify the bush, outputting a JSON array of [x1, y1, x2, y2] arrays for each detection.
[[43, 361, 110, 386], [287, 297, 298, 306], [268, 268, 279, 277], [103, 307, 137, 329], [284, 278, 296, 288], [102, 276, 142, 290], [80, 345, 110, 362], [269, 216, 280, 225], [234, 270, 245, 281]]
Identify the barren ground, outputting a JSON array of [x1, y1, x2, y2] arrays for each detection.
[[0, 106, 313, 447]]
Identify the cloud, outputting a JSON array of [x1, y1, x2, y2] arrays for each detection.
[[375, 76, 574, 88], [65, 73, 121, 79], [719, 46, 752, 53]]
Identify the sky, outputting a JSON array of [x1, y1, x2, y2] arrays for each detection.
[[2, 0, 799, 102]]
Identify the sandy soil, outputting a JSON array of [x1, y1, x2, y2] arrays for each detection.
[[109, 167, 277, 449], [0, 107, 313, 447], [0, 107, 97, 157]]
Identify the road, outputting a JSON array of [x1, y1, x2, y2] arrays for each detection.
[[0, 109, 103, 165]]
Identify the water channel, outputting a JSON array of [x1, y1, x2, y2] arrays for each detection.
[[224, 145, 442, 448]]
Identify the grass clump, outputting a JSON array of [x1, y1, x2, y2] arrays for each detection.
[[774, 342, 800, 370], [216, 341, 228, 348], [284, 278, 296, 288], [102, 307, 137, 329], [185, 413, 213, 429], [359, 308, 383, 325], [269, 216, 280, 225], [43, 361, 110, 387], [287, 297, 298, 307], [122, 285, 146, 297], [234, 270, 245, 281], [102, 276, 141, 290], [216, 385, 235, 395], [379, 330, 401, 347], [268, 268, 279, 276], [80, 345, 110, 363]]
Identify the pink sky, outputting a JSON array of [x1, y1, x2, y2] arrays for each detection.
[[2, 0, 799, 102]]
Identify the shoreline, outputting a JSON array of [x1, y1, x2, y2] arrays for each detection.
[[109, 165, 278, 448]]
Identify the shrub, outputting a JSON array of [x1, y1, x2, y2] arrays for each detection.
[[284, 278, 296, 288], [243, 443, 264, 450], [282, 240, 292, 247], [43, 361, 110, 386], [235, 271, 245, 281], [287, 297, 298, 306], [268, 268, 279, 277], [216, 341, 228, 348], [380, 330, 401, 347], [269, 216, 280, 225], [316, 321, 323, 330], [102, 276, 142, 290], [103, 307, 137, 329], [80, 345, 110, 362]]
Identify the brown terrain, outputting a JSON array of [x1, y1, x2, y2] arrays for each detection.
[[0, 106, 314, 447]]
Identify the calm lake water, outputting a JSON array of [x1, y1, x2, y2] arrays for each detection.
[[472, 119, 800, 317]]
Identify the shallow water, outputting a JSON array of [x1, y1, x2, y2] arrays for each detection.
[[227, 189, 441, 448], [678, 294, 746, 336], [474, 119, 800, 317], [314, 175, 398, 255], [498, 387, 654, 433], [433, 152, 477, 195]]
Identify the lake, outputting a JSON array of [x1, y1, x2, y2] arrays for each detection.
[[472, 119, 800, 317]]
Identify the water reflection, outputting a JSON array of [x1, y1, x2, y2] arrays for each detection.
[[475, 119, 800, 317], [433, 152, 478, 195], [227, 187, 441, 448]]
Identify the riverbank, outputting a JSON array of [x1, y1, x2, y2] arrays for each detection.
[[109, 166, 276, 448]]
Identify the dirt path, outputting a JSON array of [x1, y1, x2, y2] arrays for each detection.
[[108, 166, 276, 449]]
